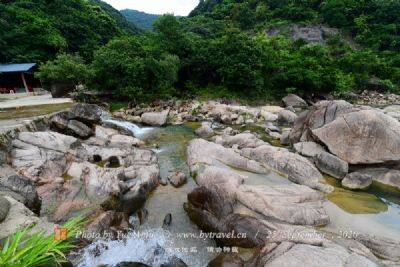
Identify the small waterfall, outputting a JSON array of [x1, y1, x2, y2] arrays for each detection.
[[102, 116, 153, 138], [77, 229, 182, 267]]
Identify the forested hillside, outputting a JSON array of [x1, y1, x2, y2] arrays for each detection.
[[6, 0, 399, 102], [0, 0, 139, 63], [121, 9, 160, 31]]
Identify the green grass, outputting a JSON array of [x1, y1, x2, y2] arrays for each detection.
[[0, 216, 84, 267], [109, 102, 128, 112]]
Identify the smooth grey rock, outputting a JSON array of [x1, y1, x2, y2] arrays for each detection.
[[195, 122, 214, 137], [355, 234, 400, 262], [294, 142, 326, 157], [242, 145, 333, 193], [213, 133, 266, 149], [356, 168, 400, 190], [0, 196, 39, 240], [342, 172, 372, 190], [260, 110, 278, 122], [141, 109, 169, 126], [236, 184, 329, 226], [278, 110, 298, 126], [282, 94, 308, 108], [268, 131, 281, 140], [187, 139, 266, 175], [315, 152, 348, 179], [266, 242, 377, 267]]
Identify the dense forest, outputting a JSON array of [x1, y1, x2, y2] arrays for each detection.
[[121, 9, 160, 31], [2, 0, 400, 101]]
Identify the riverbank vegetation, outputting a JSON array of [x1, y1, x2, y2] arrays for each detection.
[[0, 216, 84, 267], [2, 0, 400, 102]]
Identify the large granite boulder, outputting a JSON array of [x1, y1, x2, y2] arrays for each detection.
[[290, 100, 400, 165], [313, 109, 400, 164], [289, 100, 359, 143]]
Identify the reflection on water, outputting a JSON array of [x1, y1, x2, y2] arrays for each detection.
[[323, 175, 400, 239]]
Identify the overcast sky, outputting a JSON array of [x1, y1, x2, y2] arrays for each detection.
[[103, 0, 199, 16]]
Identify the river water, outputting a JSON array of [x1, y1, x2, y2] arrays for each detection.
[[78, 119, 400, 266]]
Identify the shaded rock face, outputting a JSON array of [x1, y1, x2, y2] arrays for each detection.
[[141, 109, 169, 126], [0, 196, 10, 222], [0, 175, 41, 214], [314, 152, 348, 179], [66, 119, 93, 138], [241, 145, 332, 193], [70, 103, 104, 124], [282, 94, 307, 108], [342, 172, 372, 190], [289, 100, 357, 144]]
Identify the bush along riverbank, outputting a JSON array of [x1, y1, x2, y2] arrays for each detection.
[[0, 95, 400, 266]]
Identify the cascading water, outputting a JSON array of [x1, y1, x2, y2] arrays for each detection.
[[101, 116, 153, 138]]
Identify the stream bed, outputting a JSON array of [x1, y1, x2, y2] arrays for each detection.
[[79, 120, 400, 266]]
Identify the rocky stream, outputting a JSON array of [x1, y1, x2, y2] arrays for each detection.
[[1, 95, 400, 267]]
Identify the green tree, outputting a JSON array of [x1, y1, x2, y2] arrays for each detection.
[[89, 36, 180, 101], [36, 54, 89, 86]]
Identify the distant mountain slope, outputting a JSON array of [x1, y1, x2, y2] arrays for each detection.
[[90, 1, 141, 35], [0, 0, 140, 63], [121, 9, 160, 31]]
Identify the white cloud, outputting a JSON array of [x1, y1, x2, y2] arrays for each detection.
[[103, 0, 199, 16]]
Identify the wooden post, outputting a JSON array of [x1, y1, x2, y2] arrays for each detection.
[[21, 72, 29, 93]]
